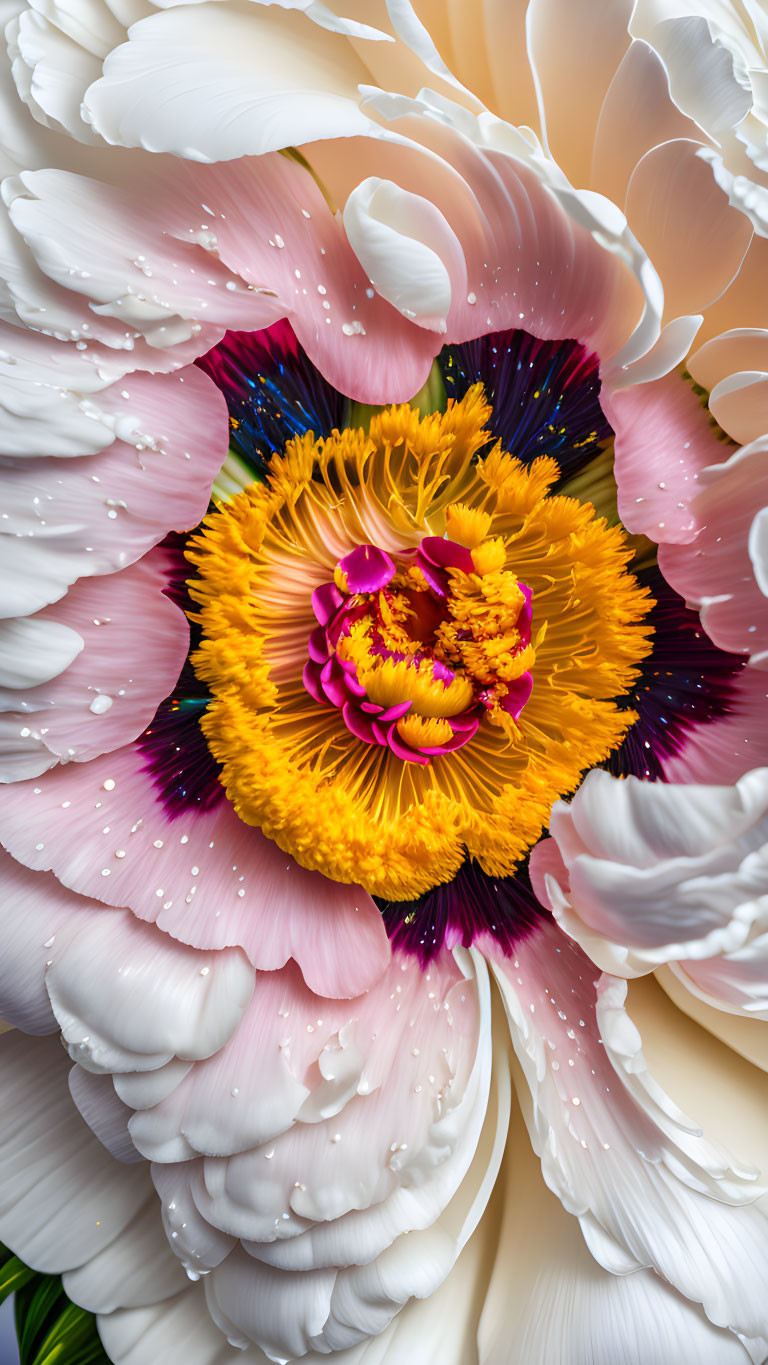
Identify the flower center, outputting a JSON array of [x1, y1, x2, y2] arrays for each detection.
[[304, 534, 534, 764], [187, 386, 653, 900]]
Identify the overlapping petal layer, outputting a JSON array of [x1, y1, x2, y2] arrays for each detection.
[[1, 1, 768, 1362], [533, 767, 768, 1040]]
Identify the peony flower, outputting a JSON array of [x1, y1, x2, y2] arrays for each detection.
[[0, 2, 768, 1363]]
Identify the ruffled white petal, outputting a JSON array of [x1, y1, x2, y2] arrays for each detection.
[[0, 363, 228, 619], [492, 921, 768, 1341], [478, 1079, 752, 1365], [534, 767, 768, 982], [46, 908, 254, 1074]]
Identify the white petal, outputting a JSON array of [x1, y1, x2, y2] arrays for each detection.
[[657, 963, 768, 1075], [0, 364, 227, 618], [493, 921, 768, 1340], [479, 1082, 752, 1365], [629, 11, 752, 136], [45, 909, 254, 1074], [82, 5, 372, 160], [99, 1285, 266, 1365], [0, 1029, 148, 1272], [0, 614, 82, 690], [343, 178, 460, 332], [63, 1199, 187, 1314], [69, 1065, 142, 1164]]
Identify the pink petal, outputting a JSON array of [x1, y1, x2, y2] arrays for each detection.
[[0, 365, 229, 618], [602, 369, 729, 546], [0, 747, 390, 999], [6, 156, 439, 406], [128, 949, 475, 1165], [661, 666, 768, 785], [659, 441, 768, 666], [418, 537, 475, 575], [624, 139, 753, 320], [341, 702, 377, 745], [1, 551, 189, 768], [301, 660, 326, 706]]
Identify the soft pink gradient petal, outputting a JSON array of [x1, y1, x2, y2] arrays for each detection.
[[7, 155, 440, 405], [662, 666, 768, 785], [0, 745, 390, 999], [590, 38, 703, 207], [129, 951, 475, 1167], [0, 849, 100, 1035], [624, 139, 753, 322], [365, 111, 648, 363], [660, 441, 768, 668], [0, 552, 188, 769], [44, 937, 502, 1361], [0, 364, 229, 618], [491, 920, 768, 1340], [527, 0, 633, 189], [603, 368, 731, 545], [8, 168, 278, 348], [152, 952, 503, 1358]]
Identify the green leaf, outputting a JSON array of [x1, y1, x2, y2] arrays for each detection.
[[0, 1244, 110, 1365], [0, 1257, 36, 1304]]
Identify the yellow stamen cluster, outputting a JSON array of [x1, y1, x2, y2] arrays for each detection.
[[187, 387, 653, 900]]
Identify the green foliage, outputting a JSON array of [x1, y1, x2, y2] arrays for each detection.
[[0, 1243, 110, 1365]]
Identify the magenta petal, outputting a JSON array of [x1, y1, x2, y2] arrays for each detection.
[[517, 583, 533, 646], [320, 658, 351, 708], [341, 702, 376, 744], [450, 712, 482, 732], [501, 672, 534, 720], [376, 700, 413, 723], [307, 626, 329, 665], [338, 545, 396, 593], [420, 720, 479, 755], [371, 721, 393, 746], [346, 675, 367, 699], [336, 661, 367, 698], [418, 537, 476, 575], [360, 701, 384, 715], [430, 658, 456, 686], [387, 730, 431, 766], [417, 560, 449, 596], [302, 660, 326, 706], [311, 582, 344, 627]]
